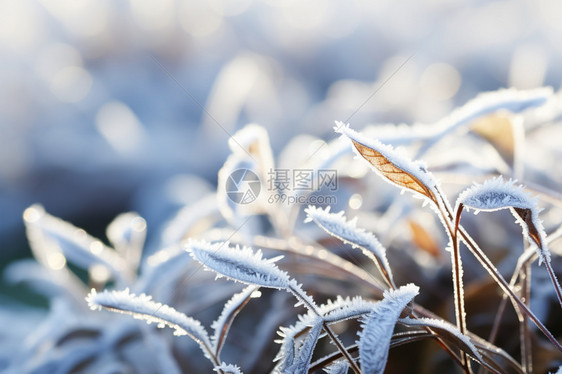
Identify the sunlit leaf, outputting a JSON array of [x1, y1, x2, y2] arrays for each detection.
[[336, 123, 438, 204], [106, 212, 146, 272], [408, 220, 441, 258], [471, 114, 517, 166], [23, 204, 131, 283]]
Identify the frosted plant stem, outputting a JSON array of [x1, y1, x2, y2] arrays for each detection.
[[440, 201, 470, 374], [288, 284, 362, 374], [487, 248, 535, 346], [463, 234, 561, 351], [544, 260, 562, 308], [520, 261, 532, 374], [449, 204, 562, 351]]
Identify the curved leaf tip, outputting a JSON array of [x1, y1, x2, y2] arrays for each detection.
[[456, 176, 549, 263]]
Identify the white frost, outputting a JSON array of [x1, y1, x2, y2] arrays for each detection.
[[358, 284, 419, 374], [23, 204, 130, 282], [285, 317, 323, 374], [336, 123, 438, 202], [416, 87, 553, 155], [186, 240, 291, 289], [214, 363, 244, 374], [324, 360, 350, 374], [305, 205, 394, 286], [398, 317, 483, 362], [275, 296, 374, 371], [86, 288, 211, 349], [456, 176, 550, 264]]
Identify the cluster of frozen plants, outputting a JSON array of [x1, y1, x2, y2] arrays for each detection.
[[5, 87, 562, 373]]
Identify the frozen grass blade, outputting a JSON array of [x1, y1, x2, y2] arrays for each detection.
[[358, 284, 419, 374], [23, 204, 132, 284], [324, 360, 350, 374], [211, 285, 259, 357], [86, 288, 217, 365], [186, 240, 291, 289], [417, 87, 552, 156], [457, 177, 548, 262], [187, 240, 360, 372], [456, 176, 562, 308], [275, 296, 375, 372], [398, 318, 483, 364], [285, 317, 323, 374], [305, 205, 395, 289], [451, 208, 562, 351], [106, 212, 146, 272]]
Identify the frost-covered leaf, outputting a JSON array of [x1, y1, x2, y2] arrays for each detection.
[[324, 360, 350, 374], [336, 123, 438, 203], [457, 176, 562, 307], [217, 124, 274, 222], [186, 240, 291, 289], [275, 296, 375, 371], [229, 123, 275, 169], [398, 317, 483, 363], [106, 212, 146, 271], [358, 284, 419, 374], [305, 205, 394, 287], [214, 362, 243, 374], [137, 245, 192, 297], [23, 204, 131, 282], [4, 259, 88, 304], [285, 317, 323, 374], [211, 285, 259, 355], [417, 87, 552, 156], [323, 297, 379, 324], [217, 158, 261, 222], [440, 87, 551, 129], [456, 177, 549, 263], [86, 288, 211, 355]]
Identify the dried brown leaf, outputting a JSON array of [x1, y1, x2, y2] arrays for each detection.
[[337, 124, 438, 203], [408, 220, 441, 258], [471, 114, 515, 165], [352, 140, 437, 202], [354, 140, 436, 199]]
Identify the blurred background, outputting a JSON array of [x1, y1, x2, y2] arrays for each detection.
[[2, 0, 562, 296]]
